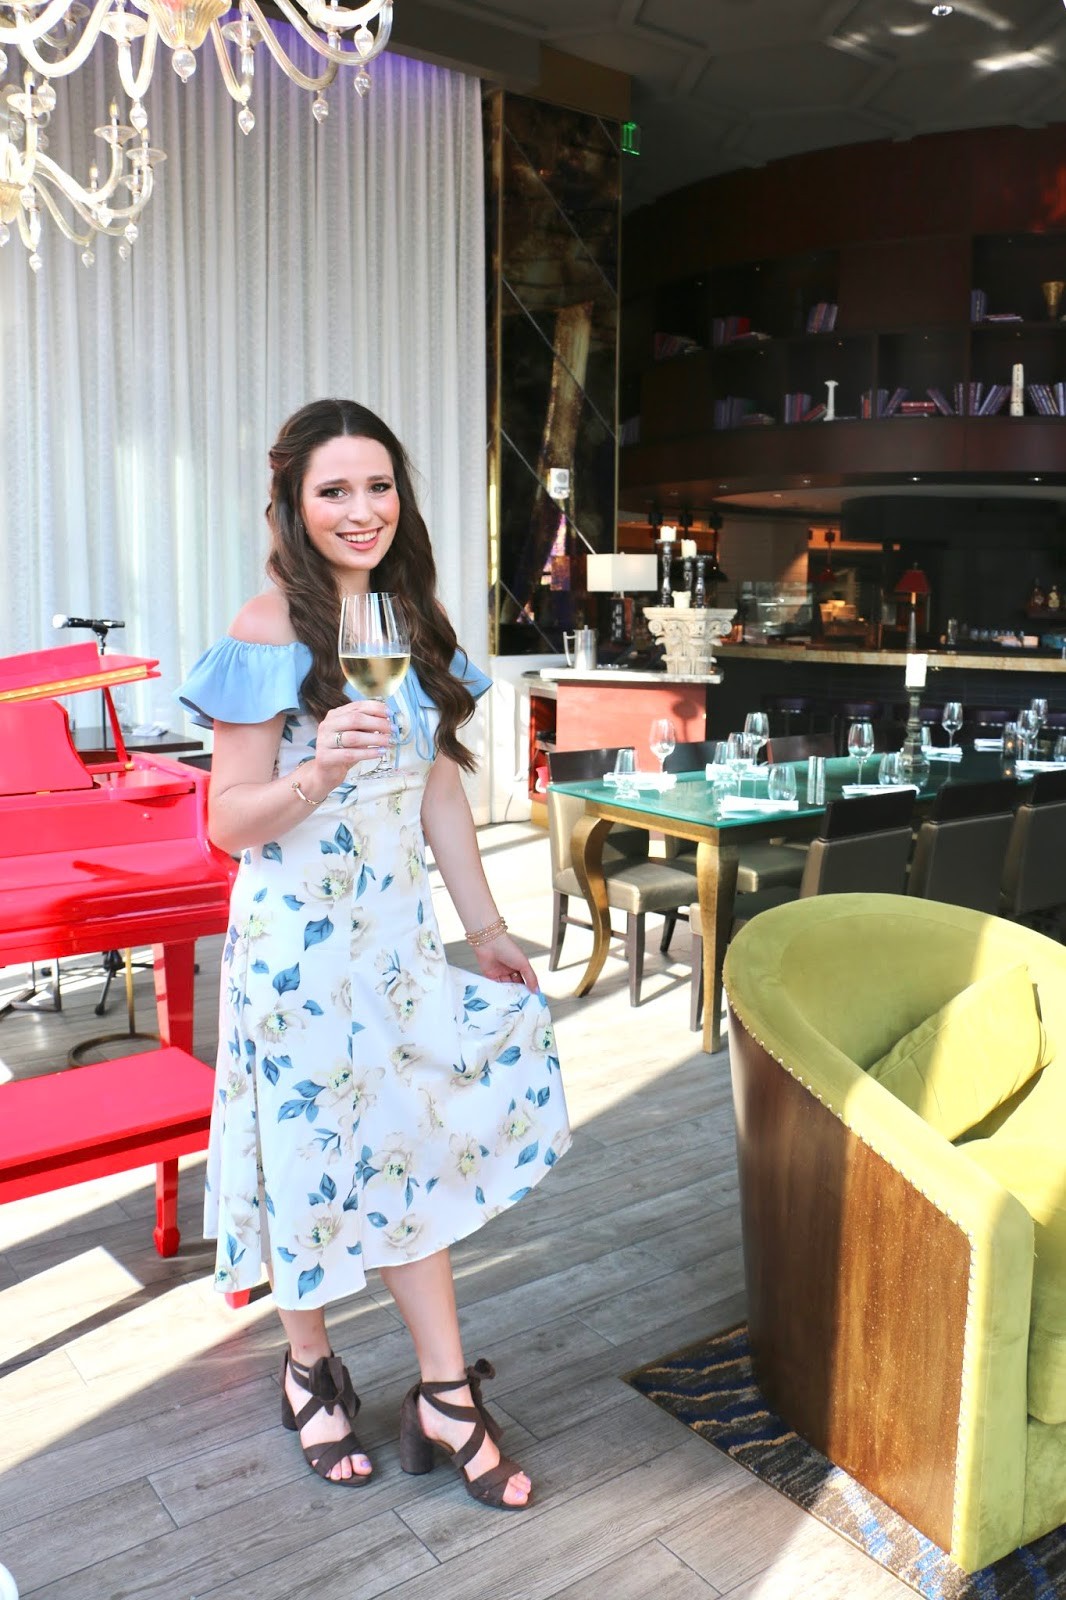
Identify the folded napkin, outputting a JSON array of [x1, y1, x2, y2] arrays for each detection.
[[717, 796, 799, 816], [973, 738, 1004, 752], [842, 783, 919, 797], [927, 747, 963, 760], [603, 771, 677, 792], [1015, 759, 1065, 773]]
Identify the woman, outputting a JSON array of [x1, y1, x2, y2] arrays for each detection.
[[178, 398, 570, 1509]]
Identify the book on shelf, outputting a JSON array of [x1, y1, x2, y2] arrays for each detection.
[[970, 288, 988, 322], [783, 391, 811, 423], [805, 301, 838, 333], [713, 395, 754, 429], [801, 402, 827, 422], [954, 381, 966, 415], [652, 332, 702, 360], [1025, 383, 1064, 417], [737, 411, 776, 426], [976, 384, 1009, 416], [984, 312, 1024, 322], [898, 400, 937, 415], [883, 387, 908, 416], [926, 387, 954, 416], [860, 387, 889, 419], [712, 315, 751, 347]]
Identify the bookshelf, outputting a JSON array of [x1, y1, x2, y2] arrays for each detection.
[[619, 127, 1066, 505]]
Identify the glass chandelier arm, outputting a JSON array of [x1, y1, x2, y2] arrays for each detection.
[[116, 24, 159, 104], [35, 148, 154, 227], [0, 0, 79, 46], [208, 20, 251, 103], [3, 0, 116, 78], [23, 178, 96, 244], [252, 0, 384, 70], [243, 0, 338, 88]]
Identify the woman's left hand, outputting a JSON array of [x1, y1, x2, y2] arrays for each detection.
[[473, 932, 539, 991]]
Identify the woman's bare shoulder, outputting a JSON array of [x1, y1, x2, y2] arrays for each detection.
[[228, 588, 297, 646]]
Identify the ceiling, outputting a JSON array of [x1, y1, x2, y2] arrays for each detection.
[[410, 0, 1066, 211]]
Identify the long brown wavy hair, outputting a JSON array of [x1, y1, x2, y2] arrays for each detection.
[[265, 398, 478, 770]]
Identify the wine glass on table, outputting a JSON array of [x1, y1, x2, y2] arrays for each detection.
[[338, 593, 410, 772], [847, 719, 874, 785], [1017, 707, 1040, 761], [743, 710, 769, 762], [941, 701, 963, 752], [649, 716, 677, 776], [1030, 698, 1048, 754]]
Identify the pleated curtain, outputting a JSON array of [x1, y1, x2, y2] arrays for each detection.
[[0, 41, 488, 799]]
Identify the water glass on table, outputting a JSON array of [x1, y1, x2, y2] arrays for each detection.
[[613, 746, 639, 798], [1017, 707, 1041, 759], [941, 701, 962, 751], [878, 751, 904, 786], [806, 755, 826, 805], [1054, 736, 1066, 765], [847, 719, 874, 784], [767, 764, 797, 804], [649, 717, 677, 774]]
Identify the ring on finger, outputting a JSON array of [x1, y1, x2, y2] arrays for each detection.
[[333, 731, 343, 749]]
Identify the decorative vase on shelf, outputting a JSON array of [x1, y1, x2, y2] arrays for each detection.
[[643, 606, 735, 677], [1041, 280, 1065, 321]]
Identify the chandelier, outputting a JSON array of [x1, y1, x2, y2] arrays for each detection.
[[0, 0, 392, 267]]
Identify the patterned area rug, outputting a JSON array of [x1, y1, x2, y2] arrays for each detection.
[[625, 1323, 1066, 1600]]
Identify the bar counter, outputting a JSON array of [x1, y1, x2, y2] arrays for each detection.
[[714, 644, 1066, 674]]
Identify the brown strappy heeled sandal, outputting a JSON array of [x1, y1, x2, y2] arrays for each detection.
[[398, 1363, 530, 1510], [280, 1349, 372, 1485]]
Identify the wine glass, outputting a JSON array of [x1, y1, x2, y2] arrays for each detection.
[[1030, 698, 1048, 754], [1054, 735, 1066, 765], [726, 730, 758, 796], [767, 764, 797, 804], [338, 593, 411, 772], [649, 716, 677, 775], [941, 701, 963, 751], [847, 719, 874, 784], [878, 751, 904, 786], [1017, 707, 1040, 760], [743, 710, 769, 761]]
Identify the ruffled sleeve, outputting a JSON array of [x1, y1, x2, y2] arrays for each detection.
[[175, 636, 312, 728], [450, 646, 492, 702]]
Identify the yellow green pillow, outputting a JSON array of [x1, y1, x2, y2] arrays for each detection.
[[867, 964, 1050, 1140]]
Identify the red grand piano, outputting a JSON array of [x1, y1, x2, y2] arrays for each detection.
[[0, 642, 236, 1257]]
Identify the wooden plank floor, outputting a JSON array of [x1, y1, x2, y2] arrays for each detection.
[[0, 824, 912, 1600]]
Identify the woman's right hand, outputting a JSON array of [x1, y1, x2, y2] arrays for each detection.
[[308, 699, 394, 793]]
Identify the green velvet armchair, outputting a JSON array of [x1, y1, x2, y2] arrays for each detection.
[[722, 893, 1066, 1572]]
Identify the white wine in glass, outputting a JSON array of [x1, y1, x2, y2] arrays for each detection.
[[338, 593, 410, 769]]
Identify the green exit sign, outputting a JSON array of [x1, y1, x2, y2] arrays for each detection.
[[621, 121, 641, 156]]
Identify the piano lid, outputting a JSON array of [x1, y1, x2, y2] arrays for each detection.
[[0, 641, 160, 704]]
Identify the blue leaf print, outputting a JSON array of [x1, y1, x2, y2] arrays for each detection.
[[320, 838, 341, 855], [283, 895, 306, 911], [305, 1104, 318, 1124], [278, 1100, 307, 1121], [380, 874, 393, 892], [350, 1022, 365, 1036], [475, 1186, 485, 1205], [463, 984, 477, 1001], [466, 997, 489, 1013], [294, 1080, 322, 1098], [304, 918, 334, 949], [251, 959, 269, 975], [342, 1192, 359, 1212], [298, 1266, 324, 1299], [509, 1188, 532, 1202], [548, 1055, 560, 1074], [367, 1212, 389, 1228], [525, 1087, 537, 1103], [320, 1173, 337, 1201], [495, 1045, 520, 1066], [273, 963, 301, 995], [426, 1176, 439, 1193], [334, 822, 353, 853], [479, 1144, 490, 1158], [281, 717, 297, 743], [303, 998, 324, 1015], [346, 1244, 363, 1255], [516, 1142, 539, 1167], [264, 1190, 275, 1215], [417, 899, 425, 925], [544, 1147, 557, 1166], [270, 1055, 292, 1071], [226, 1233, 244, 1265], [307, 1190, 323, 1206], [357, 863, 369, 897], [262, 1058, 280, 1086], [244, 1039, 256, 1058], [537, 1087, 551, 1107], [277, 1245, 296, 1261], [253, 887, 268, 903], [263, 841, 283, 863]]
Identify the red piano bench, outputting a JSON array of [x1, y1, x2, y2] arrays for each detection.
[[0, 1046, 215, 1258]]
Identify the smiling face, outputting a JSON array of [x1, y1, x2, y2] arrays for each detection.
[[300, 434, 401, 595]]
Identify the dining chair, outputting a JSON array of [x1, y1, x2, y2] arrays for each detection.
[[546, 748, 697, 1005], [907, 778, 1018, 914], [764, 732, 835, 764], [688, 790, 916, 1030], [662, 740, 808, 893], [1000, 767, 1066, 927]]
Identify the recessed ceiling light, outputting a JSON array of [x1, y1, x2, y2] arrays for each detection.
[[932, 4, 953, 15]]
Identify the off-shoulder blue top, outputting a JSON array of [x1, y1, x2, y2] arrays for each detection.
[[175, 637, 491, 762]]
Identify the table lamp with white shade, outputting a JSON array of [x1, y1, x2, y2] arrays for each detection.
[[587, 553, 660, 644]]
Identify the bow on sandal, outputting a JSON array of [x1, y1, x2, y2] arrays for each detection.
[[280, 1350, 372, 1485], [398, 1362, 529, 1510]]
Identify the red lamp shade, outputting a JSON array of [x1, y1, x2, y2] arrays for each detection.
[[894, 567, 931, 598]]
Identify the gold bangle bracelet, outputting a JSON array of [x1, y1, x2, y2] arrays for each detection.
[[291, 774, 321, 807], [466, 915, 507, 948]]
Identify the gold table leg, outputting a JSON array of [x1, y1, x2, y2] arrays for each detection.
[[570, 812, 616, 997], [696, 837, 739, 1054]]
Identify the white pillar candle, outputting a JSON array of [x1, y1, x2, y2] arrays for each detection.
[[680, 538, 697, 559], [905, 653, 927, 689], [660, 524, 676, 542]]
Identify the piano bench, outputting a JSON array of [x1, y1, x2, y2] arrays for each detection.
[[0, 1046, 215, 1259]]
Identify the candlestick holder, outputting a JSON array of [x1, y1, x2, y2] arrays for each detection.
[[658, 541, 673, 607], [898, 688, 930, 787], [694, 557, 707, 609]]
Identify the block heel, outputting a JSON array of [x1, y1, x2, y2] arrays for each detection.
[[396, 1361, 530, 1510]]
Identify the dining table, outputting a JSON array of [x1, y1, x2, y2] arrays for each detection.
[[549, 747, 1035, 1053]]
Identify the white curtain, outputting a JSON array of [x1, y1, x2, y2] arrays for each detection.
[[0, 42, 487, 780]]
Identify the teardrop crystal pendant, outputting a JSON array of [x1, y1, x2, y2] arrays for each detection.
[[172, 47, 197, 81], [81, 246, 95, 267], [311, 93, 328, 122], [36, 80, 57, 112], [237, 105, 255, 134], [354, 23, 372, 56], [118, 240, 131, 261], [124, 221, 138, 243], [29, 252, 43, 272], [130, 100, 148, 131], [354, 66, 371, 97]]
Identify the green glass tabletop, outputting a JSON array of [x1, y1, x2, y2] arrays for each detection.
[[549, 750, 1016, 830]]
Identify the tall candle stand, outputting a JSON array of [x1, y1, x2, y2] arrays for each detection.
[[658, 540, 673, 607], [898, 661, 930, 786], [693, 557, 707, 609]]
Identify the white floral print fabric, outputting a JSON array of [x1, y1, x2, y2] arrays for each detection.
[[198, 673, 571, 1310]]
